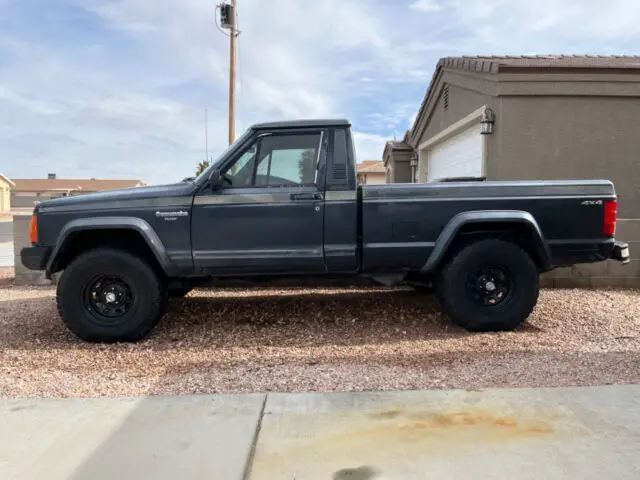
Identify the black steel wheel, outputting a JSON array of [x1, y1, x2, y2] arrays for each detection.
[[57, 248, 167, 342], [466, 265, 512, 307], [436, 239, 539, 331], [84, 276, 135, 321]]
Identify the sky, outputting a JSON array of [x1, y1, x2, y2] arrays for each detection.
[[0, 0, 639, 185]]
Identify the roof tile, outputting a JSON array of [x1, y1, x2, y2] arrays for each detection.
[[357, 160, 386, 173], [442, 55, 640, 70]]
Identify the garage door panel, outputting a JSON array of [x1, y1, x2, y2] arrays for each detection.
[[427, 123, 483, 182]]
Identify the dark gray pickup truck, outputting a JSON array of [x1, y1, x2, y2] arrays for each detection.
[[22, 119, 630, 342]]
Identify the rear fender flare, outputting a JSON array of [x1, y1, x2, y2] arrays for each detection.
[[421, 210, 551, 273], [46, 217, 176, 276]]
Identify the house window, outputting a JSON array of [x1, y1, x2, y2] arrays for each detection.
[[443, 84, 449, 110]]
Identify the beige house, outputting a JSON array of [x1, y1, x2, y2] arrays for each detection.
[[383, 141, 415, 184], [11, 174, 145, 208], [384, 55, 640, 287], [0, 173, 15, 214], [356, 160, 386, 184]]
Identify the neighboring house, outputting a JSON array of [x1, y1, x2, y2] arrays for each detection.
[[383, 140, 415, 184], [0, 173, 15, 214], [356, 160, 387, 184], [385, 55, 640, 287], [11, 174, 145, 208]]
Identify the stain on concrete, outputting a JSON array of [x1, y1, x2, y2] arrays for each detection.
[[10, 405, 35, 412], [251, 400, 591, 479], [333, 466, 379, 480], [367, 408, 402, 420], [353, 408, 558, 443]]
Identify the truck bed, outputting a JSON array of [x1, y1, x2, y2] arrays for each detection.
[[359, 179, 616, 272]]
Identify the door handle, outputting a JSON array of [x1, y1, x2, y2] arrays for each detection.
[[290, 192, 323, 201]]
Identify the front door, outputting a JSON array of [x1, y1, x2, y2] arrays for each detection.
[[192, 129, 327, 275]]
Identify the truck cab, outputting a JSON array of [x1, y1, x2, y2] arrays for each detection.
[[191, 119, 360, 275]]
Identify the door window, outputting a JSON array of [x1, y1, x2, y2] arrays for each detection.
[[223, 143, 257, 187], [255, 134, 320, 187], [222, 132, 322, 188]]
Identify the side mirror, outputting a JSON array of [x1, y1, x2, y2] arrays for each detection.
[[208, 169, 224, 191]]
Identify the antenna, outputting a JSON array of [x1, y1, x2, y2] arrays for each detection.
[[204, 108, 209, 161]]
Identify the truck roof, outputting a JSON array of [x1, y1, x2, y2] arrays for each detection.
[[251, 118, 351, 130]]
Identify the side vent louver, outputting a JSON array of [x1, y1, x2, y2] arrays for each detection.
[[333, 164, 347, 181], [443, 84, 449, 110]]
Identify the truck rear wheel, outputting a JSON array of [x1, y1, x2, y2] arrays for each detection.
[[436, 239, 539, 331], [57, 248, 167, 342]]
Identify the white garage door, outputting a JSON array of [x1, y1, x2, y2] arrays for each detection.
[[427, 123, 483, 182]]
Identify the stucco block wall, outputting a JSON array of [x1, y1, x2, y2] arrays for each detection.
[[496, 96, 640, 218], [392, 161, 412, 183], [421, 83, 492, 141], [540, 219, 640, 288], [491, 95, 640, 288], [384, 147, 413, 183], [10, 196, 41, 209]]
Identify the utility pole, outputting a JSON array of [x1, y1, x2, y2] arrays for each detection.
[[228, 0, 237, 145], [218, 1, 239, 145]]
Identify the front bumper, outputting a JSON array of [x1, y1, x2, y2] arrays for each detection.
[[611, 241, 630, 264], [20, 246, 51, 271]]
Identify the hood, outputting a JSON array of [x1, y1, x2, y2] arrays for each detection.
[[37, 182, 196, 210]]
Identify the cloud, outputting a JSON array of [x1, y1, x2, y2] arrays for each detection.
[[410, 0, 442, 12], [446, 0, 640, 51], [1, 0, 640, 185], [352, 131, 388, 162]]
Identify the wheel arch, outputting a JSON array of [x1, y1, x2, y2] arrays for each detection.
[[46, 217, 176, 277], [421, 210, 551, 273]]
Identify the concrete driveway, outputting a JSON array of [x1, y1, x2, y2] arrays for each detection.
[[1, 385, 639, 479], [0, 220, 13, 267]]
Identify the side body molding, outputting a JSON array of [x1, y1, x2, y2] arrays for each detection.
[[421, 210, 551, 273], [46, 217, 176, 276]]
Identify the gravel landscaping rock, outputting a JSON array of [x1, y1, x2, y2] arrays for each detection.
[[0, 284, 638, 398], [0, 267, 14, 284]]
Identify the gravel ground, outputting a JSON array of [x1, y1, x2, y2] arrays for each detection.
[[0, 281, 639, 398], [0, 267, 14, 285]]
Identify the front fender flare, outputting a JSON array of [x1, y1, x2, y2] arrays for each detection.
[[46, 217, 176, 276], [421, 210, 551, 273]]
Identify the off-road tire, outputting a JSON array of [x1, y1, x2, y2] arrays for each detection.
[[436, 239, 539, 331], [57, 248, 167, 342], [169, 287, 192, 298]]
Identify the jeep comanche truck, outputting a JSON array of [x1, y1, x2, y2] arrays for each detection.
[[21, 119, 630, 342]]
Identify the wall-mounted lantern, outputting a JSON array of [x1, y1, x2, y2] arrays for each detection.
[[410, 152, 419, 183], [480, 107, 495, 135]]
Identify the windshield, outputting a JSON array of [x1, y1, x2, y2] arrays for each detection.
[[194, 128, 252, 183]]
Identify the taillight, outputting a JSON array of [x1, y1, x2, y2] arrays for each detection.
[[603, 199, 617, 237], [29, 214, 38, 245]]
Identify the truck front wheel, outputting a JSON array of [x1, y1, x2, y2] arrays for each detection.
[[436, 239, 539, 331], [57, 248, 167, 342]]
